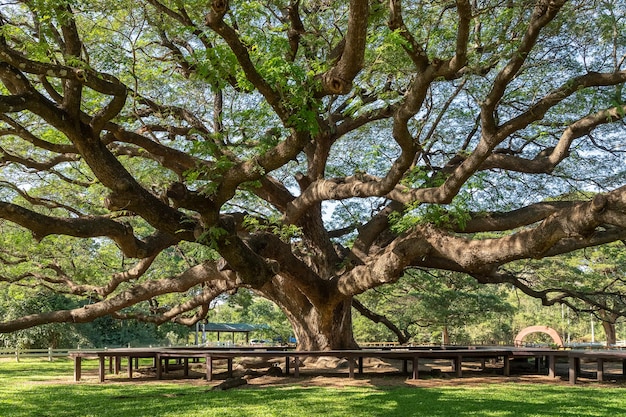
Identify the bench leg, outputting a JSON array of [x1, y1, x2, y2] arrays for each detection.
[[99, 356, 106, 383], [206, 356, 212, 381], [548, 355, 556, 378], [597, 358, 604, 382], [294, 356, 300, 378], [412, 357, 419, 380], [128, 357, 133, 379], [569, 357, 578, 385], [503, 355, 510, 376], [156, 356, 163, 379], [74, 356, 82, 382]]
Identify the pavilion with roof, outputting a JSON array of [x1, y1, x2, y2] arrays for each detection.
[[196, 322, 268, 345]]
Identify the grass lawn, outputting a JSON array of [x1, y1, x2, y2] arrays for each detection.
[[0, 358, 624, 417]]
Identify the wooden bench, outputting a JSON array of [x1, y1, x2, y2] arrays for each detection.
[[69, 346, 626, 384], [567, 350, 626, 384]]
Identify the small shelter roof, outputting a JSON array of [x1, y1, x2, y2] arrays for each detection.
[[204, 323, 265, 332], [200, 322, 268, 343]]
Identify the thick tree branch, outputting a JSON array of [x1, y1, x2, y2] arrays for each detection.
[[481, 0, 567, 136], [0, 201, 174, 259], [205, 1, 287, 120], [498, 71, 626, 140], [0, 115, 76, 154], [340, 187, 626, 294], [336, 230, 431, 296], [285, 0, 305, 62], [0, 93, 32, 112], [0, 261, 230, 333], [388, 0, 429, 71], [458, 201, 571, 233], [317, 0, 369, 95], [438, 0, 472, 79], [0, 43, 127, 96]]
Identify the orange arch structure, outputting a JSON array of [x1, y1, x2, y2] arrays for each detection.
[[514, 325, 564, 347]]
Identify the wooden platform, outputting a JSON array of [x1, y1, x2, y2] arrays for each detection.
[[68, 346, 626, 385]]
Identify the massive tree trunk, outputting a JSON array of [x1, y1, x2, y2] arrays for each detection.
[[285, 298, 357, 351], [261, 279, 358, 350]]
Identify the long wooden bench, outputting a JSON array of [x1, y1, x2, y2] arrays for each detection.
[[69, 347, 626, 384], [69, 346, 291, 382], [71, 347, 513, 382]]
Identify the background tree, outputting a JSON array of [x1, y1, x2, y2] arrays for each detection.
[[0, 288, 188, 349], [353, 269, 514, 345], [508, 241, 626, 344], [1, 0, 626, 350]]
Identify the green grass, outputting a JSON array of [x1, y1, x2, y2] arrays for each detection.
[[0, 359, 624, 417]]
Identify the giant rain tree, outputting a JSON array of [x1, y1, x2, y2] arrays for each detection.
[[1, 0, 626, 349]]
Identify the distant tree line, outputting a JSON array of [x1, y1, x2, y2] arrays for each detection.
[[0, 290, 188, 349]]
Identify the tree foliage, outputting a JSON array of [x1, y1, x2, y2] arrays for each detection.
[[506, 241, 626, 344], [0, 288, 187, 349], [0, 0, 625, 349]]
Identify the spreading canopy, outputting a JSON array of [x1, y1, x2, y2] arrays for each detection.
[[0, 0, 625, 349]]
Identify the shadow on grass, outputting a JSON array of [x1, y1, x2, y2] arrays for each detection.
[[1, 381, 624, 417]]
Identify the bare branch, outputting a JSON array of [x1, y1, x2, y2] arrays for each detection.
[[352, 298, 411, 344]]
